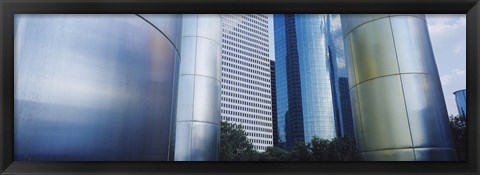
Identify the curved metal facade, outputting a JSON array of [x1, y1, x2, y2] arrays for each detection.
[[14, 14, 181, 161], [174, 14, 222, 161], [341, 14, 456, 161], [453, 89, 466, 117]]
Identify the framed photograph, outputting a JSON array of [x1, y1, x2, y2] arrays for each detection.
[[1, 0, 478, 174]]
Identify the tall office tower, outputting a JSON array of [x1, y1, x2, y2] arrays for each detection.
[[275, 14, 341, 149], [341, 14, 455, 160], [220, 14, 274, 152], [326, 15, 355, 138], [270, 60, 279, 147], [453, 89, 466, 117]]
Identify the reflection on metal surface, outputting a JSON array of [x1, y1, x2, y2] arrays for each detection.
[[174, 14, 222, 161], [341, 14, 456, 161], [349, 18, 399, 84], [14, 14, 181, 161], [356, 75, 412, 151]]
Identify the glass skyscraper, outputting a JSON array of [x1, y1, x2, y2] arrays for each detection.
[[326, 15, 355, 138], [453, 89, 466, 117], [274, 14, 353, 148], [270, 60, 279, 147], [220, 14, 274, 152]]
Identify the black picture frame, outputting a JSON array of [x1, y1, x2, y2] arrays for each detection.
[[1, 0, 478, 174]]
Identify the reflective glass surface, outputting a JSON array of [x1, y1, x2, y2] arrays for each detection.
[[453, 89, 467, 117], [274, 14, 288, 147], [327, 14, 354, 138], [14, 14, 180, 161], [296, 14, 336, 140], [275, 14, 341, 148]]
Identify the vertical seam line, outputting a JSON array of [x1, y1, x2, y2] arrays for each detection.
[[348, 33, 367, 156], [389, 16, 417, 160], [189, 14, 199, 161]]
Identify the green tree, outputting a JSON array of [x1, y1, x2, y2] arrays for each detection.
[[259, 147, 291, 161], [220, 120, 359, 161], [310, 136, 331, 161], [449, 115, 466, 161], [219, 121, 258, 161], [310, 136, 359, 161], [327, 136, 359, 161], [290, 141, 313, 161]]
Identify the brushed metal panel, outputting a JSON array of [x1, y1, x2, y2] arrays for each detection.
[[175, 14, 221, 161], [138, 14, 183, 51], [182, 14, 198, 37], [360, 148, 415, 161], [401, 74, 454, 148], [414, 148, 457, 161], [196, 14, 222, 45], [179, 37, 197, 75], [194, 38, 222, 80], [350, 87, 366, 151], [356, 75, 413, 151], [389, 14, 426, 20], [190, 122, 220, 161], [342, 14, 389, 35], [176, 75, 195, 122], [390, 16, 438, 75], [174, 122, 193, 160], [193, 76, 221, 125], [14, 14, 179, 161], [349, 18, 399, 84]]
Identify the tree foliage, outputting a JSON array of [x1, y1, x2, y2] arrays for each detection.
[[219, 121, 257, 161], [220, 120, 359, 161], [449, 115, 466, 161]]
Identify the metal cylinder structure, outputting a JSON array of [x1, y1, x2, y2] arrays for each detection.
[[14, 14, 181, 161], [174, 14, 222, 161], [340, 14, 456, 161]]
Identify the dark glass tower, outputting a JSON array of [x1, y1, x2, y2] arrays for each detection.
[[274, 14, 353, 149], [453, 89, 466, 117], [271, 60, 279, 147], [326, 15, 355, 138]]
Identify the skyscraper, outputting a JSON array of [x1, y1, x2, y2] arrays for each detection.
[[270, 60, 279, 147], [274, 14, 353, 149], [326, 15, 355, 138], [453, 89, 466, 117], [220, 14, 274, 152]]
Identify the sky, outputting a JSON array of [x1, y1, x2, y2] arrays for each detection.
[[426, 14, 466, 116], [268, 14, 466, 116]]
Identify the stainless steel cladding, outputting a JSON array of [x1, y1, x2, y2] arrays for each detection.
[[174, 14, 222, 161], [341, 14, 456, 161], [14, 14, 182, 161]]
